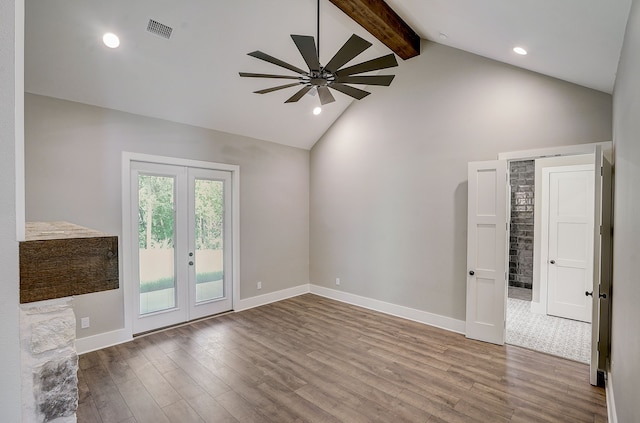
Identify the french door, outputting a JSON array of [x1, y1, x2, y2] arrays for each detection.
[[131, 161, 232, 334]]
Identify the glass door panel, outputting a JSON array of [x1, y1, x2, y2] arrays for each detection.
[[194, 179, 225, 303], [138, 174, 177, 314], [188, 168, 232, 320], [132, 162, 188, 334]]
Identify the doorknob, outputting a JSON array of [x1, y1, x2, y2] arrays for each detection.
[[550, 260, 556, 264], [599, 293, 608, 299], [469, 270, 475, 276], [585, 291, 593, 297]]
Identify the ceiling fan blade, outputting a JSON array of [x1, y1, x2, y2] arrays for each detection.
[[291, 35, 320, 72], [248, 51, 308, 75], [285, 86, 313, 103], [335, 75, 395, 86], [324, 34, 372, 73], [239, 72, 301, 80], [334, 54, 398, 77], [317, 86, 336, 105], [329, 83, 371, 100], [254, 82, 302, 94]]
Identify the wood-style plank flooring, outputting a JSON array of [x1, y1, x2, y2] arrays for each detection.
[[77, 294, 607, 423]]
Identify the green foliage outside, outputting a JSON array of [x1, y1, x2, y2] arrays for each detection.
[[138, 175, 224, 250], [140, 271, 224, 293]]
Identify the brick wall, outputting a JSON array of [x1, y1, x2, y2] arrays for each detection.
[[509, 160, 534, 289]]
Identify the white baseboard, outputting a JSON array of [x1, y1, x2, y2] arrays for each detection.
[[75, 328, 132, 355], [606, 370, 617, 423], [309, 285, 466, 334], [234, 284, 310, 312]]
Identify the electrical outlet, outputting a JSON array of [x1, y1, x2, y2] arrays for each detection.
[[336, 278, 340, 286], [257, 281, 262, 290], [80, 317, 90, 329]]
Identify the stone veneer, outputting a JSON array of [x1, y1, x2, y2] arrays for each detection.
[[20, 298, 78, 423], [509, 160, 535, 289]]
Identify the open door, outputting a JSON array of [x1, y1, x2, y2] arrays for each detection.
[[466, 160, 508, 344], [545, 164, 595, 323], [590, 145, 612, 386]]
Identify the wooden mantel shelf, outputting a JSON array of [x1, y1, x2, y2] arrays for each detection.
[[20, 222, 119, 303]]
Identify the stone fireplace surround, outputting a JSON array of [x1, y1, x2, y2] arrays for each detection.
[[20, 298, 78, 423], [19, 222, 119, 423]]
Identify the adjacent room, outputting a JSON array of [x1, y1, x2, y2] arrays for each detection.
[[2, 0, 640, 422]]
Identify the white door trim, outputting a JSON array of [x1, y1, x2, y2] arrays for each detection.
[[122, 152, 240, 338], [498, 142, 610, 161]]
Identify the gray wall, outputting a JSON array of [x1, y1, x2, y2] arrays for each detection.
[[611, 0, 640, 420], [310, 42, 612, 322], [0, 0, 21, 419], [25, 93, 310, 339]]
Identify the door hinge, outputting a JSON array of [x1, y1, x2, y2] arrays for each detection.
[[600, 225, 602, 235], [601, 166, 603, 176]]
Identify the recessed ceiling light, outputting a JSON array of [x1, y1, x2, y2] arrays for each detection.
[[313, 107, 322, 116], [102, 33, 120, 49], [513, 47, 527, 55]]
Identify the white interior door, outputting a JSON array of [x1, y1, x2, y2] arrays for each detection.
[[590, 147, 606, 386], [131, 161, 233, 334], [545, 165, 595, 323], [466, 160, 508, 344]]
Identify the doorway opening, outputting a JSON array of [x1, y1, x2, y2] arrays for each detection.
[[466, 142, 612, 386], [505, 158, 592, 364]]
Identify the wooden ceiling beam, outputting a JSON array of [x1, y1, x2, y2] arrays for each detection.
[[328, 0, 420, 60]]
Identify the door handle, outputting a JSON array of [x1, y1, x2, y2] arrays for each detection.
[[585, 291, 593, 297], [550, 260, 556, 264], [469, 270, 475, 276]]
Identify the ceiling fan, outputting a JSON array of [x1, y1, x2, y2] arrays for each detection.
[[239, 0, 398, 106]]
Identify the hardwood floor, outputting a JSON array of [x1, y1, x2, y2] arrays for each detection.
[[77, 294, 607, 423]]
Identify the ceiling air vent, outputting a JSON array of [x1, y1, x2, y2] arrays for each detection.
[[146, 19, 173, 39]]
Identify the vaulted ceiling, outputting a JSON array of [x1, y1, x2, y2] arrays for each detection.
[[25, 0, 631, 150]]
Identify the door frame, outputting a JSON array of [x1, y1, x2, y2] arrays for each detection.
[[122, 152, 240, 337], [497, 141, 611, 385]]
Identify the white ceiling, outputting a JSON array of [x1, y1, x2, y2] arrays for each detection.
[[25, 0, 631, 150]]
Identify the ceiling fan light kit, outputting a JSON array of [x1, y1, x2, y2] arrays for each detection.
[[239, 0, 398, 107]]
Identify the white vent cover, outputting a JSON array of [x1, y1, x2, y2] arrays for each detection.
[[147, 19, 173, 39]]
